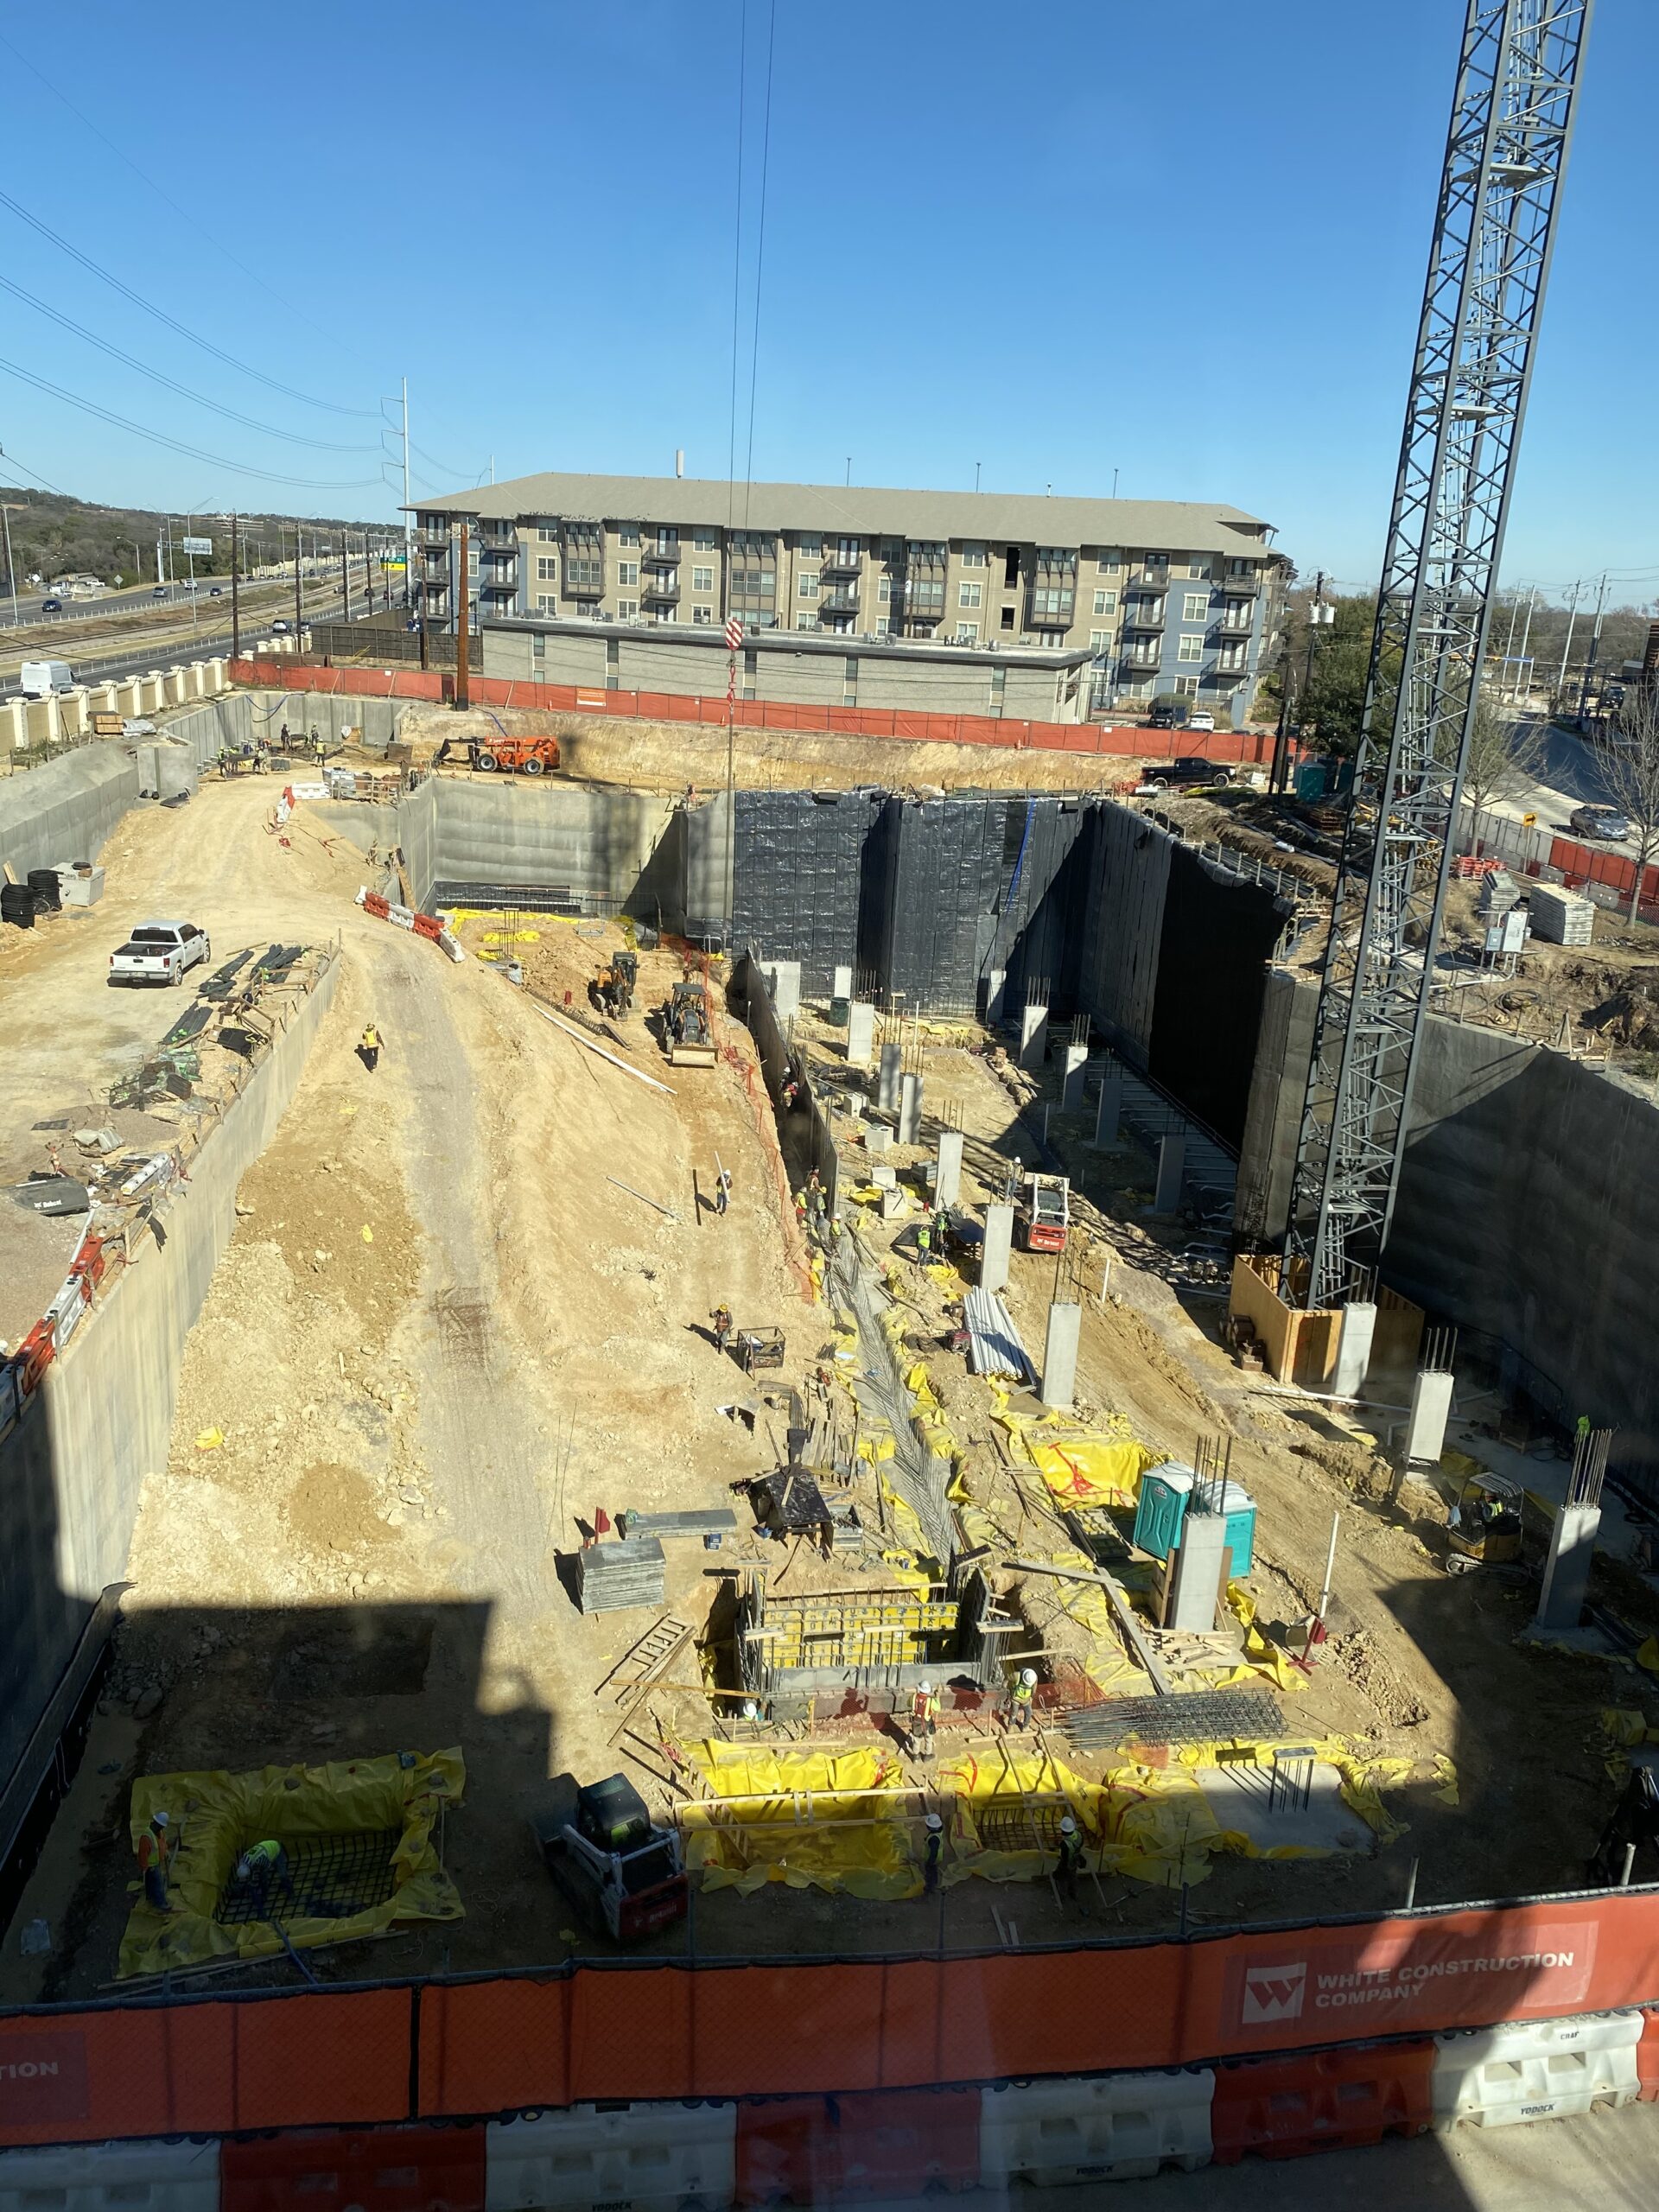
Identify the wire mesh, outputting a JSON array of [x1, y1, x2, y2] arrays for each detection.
[[215, 1827, 404, 1928]]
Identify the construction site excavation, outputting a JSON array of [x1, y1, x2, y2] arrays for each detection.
[[3, 666, 1658, 2050]]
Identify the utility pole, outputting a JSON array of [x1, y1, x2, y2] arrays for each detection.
[[1515, 583, 1538, 706], [339, 537, 349, 627], [454, 522, 471, 709], [1499, 589, 1522, 696], [1555, 579, 1581, 703], [0, 504, 20, 626], [360, 531, 372, 621], [1577, 570, 1608, 724], [230, 512, 240, 661], [402, 376, 412, 609], [293, 531, 302, 642]]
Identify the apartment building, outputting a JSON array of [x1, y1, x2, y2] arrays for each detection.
[[412, 472, 1287, 721]]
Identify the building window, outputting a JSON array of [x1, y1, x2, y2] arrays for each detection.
[[617, 598, 639, 620], [797, 613, 818, 631], [652, 527, 679, 556], [798, 572, 819, 600], [961, 543, 985, 567], [536, 594, 556, 615], [1029, 586, 1072, 621], [692, 565, 714, 592], [1227, 558, 1255, 579], [693, 604, 714, 624], [1096, 550, 1121, 572], [1174, 673, 1199, 697], [1090, 629, 1112, 655], [694, 528, 716, 551], [956, 620, 980, 642], [1092, 588, 1117, 615], [537, 525, 556, 543], [877, 575, 891, 603], [1189, 559, 1210, 579], [958, 580, 982, 608], [615, 561, 638, 587], [798, 533, 822, 558], [1000, 606, 1015, 632], [617, 524, 639, 548], [875, 616, 890, 636], [537, 556, 556, 582], [1177, 633, 1205, 663], [532, 634, 546, 658], [1183, 592, 1209, 622]]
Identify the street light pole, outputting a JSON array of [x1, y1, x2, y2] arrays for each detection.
[[0, 504, 20, 626], [1555, 581, 1581, 706]]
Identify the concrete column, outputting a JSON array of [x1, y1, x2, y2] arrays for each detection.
[[205, 658, 227, 695], [92, 682, 119, 714], [1153, 1131, 1185, 1213], [934, 1129, 963, 1209], [1332, 1300, 1376, 1399], [1166, 1510, 1231, 1632], [165, 667, 188, 707], [897, 1072, 923, 1145], [1, 697, 27, 750], [1094, 1068, 1122, 1147], [762, 959, 800, 1020], [832, 963, 852, 1000], [1041, 1301, 1082, 1411], [59, 689, 89, 739], [847, 1001, 875, 1070], [877, 1041, 901, 1111], [1019, 1002, 1048, 1071], [1404, 1368, 1455, 1468], [117, 679, 143, 717], [25, 693, 60, 748], [1061, 1043, 1088, 1112], [1535, 1501, 1601, 1634], [986, 969, 1007, 1026], [981, 1203, 1014, 1293]]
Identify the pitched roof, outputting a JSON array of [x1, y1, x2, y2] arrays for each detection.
[[410, 470, 1275, 554]]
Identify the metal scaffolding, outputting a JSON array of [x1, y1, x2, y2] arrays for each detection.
[[1284, 0, 1593, 1311]]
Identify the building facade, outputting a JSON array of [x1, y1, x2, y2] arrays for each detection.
[[411, 473, 1288, 721]]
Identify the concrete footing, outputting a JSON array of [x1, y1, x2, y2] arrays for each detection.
[[897, 1072, 923, 1145], [1094, 1070, 1122, 1147], [981, 1203, 1014, 1294], [1153, 1131, 1185, 1213], [1535, 1500, 1601, 1633], [847, 1001, 874, 1070], [1041, 1301, 1082, 1410], [877, 1042, 901, 1111], [934, 1129, 963, 1209], [1332, 1300, 1377, 1399]]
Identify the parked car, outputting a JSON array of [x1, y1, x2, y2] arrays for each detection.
[[209, 585, 224, 597], [1569, 802, 1630, 842], [40, 597, 62, 614], [151, 584, 169, 599], [108, 919, 212, 988], [1141, 756, 1234, 792], [1148, 699, 1187, 729], [19, 659, 74, 697], [1185, 709, 1217, 732]]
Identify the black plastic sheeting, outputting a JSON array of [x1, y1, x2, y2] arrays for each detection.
[[731, 790, 877, 995], [1147, 842, 1286, 1148]]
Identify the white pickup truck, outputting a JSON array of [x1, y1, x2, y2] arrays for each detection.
[[108, 918, 213, 988]]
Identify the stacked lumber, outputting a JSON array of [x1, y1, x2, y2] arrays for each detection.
[[575, 1536, 666, 1614]]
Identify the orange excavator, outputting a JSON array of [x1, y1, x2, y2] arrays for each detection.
[[434, 732, 560, 775]]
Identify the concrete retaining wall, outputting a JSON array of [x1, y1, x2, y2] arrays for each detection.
[[0, 957, 339, 1798], [0, 747, 139, 880], [411, 779, 676, 916]]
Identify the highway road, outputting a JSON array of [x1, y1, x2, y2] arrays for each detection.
[[1480, 714, 1645, 861], [0, 571, 309, 630]]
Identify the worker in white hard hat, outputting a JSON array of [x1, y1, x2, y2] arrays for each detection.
[[910, 1676, 941, 1759], [922, 1809, 944, 1895], [137, 1808, 175, 1911], [1056, 1813, 1083, 1904], [1009, 1666, 1038, 1733]]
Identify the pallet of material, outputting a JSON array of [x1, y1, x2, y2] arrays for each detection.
[[574, 1536, 666, 1614], [1527, 883, 1595, 945], [620, 1507, 739, 1542], [964, 1287, 1034, 1383]]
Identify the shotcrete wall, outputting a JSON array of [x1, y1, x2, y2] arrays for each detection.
[[415, 781, 677, 915], [0, 748, 138, 880]]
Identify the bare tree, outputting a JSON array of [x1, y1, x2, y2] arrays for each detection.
[[1597, 683, 1659, 918], [1459, 690, 1548, 821]]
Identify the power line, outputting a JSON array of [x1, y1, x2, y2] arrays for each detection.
[[0, 354, 384, 490], [726, 0, 748, 537], [0, 443, 73, 499], [0, 184, 378, 419], [741, 0, 778, 530], [0, 273, 382, 453]]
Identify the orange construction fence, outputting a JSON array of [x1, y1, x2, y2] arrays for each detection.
[[229, 658, 1275, 766], [3, 1892, 1657, 2148]]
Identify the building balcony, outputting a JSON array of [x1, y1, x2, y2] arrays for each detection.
[[643, 543, 681, 566], [1121, 602, 1166, 632], [643, 579, 681, 602], [900, 601, 944, 624], [1130, 566, 1171, 590], [819, 588, 861, 614], [820, 548, 863, 576], [480, 554, 518, 578], [1220, 569, 1262, 594], [476, 528, 517, 551], [1217, 608, 1254, 635], [421, 529, 450, 550], [1214, 653, 1250, 677], [1120, 647, 1162, 671], [1027, 603, 1074, 628]]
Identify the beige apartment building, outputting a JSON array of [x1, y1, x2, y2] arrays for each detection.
[[413, 472, 1288, 719]]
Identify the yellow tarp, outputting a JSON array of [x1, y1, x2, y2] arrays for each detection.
[[683, 1744, 918, 1898], [118, 1750, 465, 1979], [1002, 1411, 1164, 1509]]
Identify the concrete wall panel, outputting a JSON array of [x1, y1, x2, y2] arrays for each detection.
[[0, 747, 138, 880]]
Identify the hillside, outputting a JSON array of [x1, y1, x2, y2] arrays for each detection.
[[0, 486, 398, 588]]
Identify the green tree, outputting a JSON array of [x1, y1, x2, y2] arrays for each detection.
[[1298, 594, 1388, 756]]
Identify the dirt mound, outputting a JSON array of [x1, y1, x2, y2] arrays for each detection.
[[1330, 1628, 1429, 1728]]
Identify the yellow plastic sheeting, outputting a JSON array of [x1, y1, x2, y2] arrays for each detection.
[[1003, 1413, 1163, 1510], [118, 1750, 465, 1979], [684, 1744, 918, 1899], [1217, 1584, 1303, 1694], [480, 927, 542, 945], [936, 1745, 1103, 1885]]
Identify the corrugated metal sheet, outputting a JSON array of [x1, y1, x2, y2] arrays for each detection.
[[964, 1287, 1034, 1383]]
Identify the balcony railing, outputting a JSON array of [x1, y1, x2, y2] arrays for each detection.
[[1130, 566, 1170, 590], [643, 543, 681, 565], [643, 579, 682, 601], [1220, 570, 1262, 594], [1120, 647, 1162, 671], [819, 588, 861, 614], [1217, 607, 1254, 635], [421, 529, 450, 550], [1121, 601, 1166, 631], [820, 548, 863, 575]]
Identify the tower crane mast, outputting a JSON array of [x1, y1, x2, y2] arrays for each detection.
[[1283, 0, 1593, 1313]]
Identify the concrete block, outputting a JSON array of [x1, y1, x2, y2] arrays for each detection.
[[897, 1071, 923, 1144], [761, 959, 800, 1020], [117, 679, 143, 718], [986, 968, 1007, 1025], [164, 667, 188, 707], [1094, 1070, 1122, 1147], [935, 1129, 964, 1209], [878, 1041, 901, 1111], [847, 1001, 875, 1070], [25, 694, 60, 748], [981, 1203, 1014, 1294], [1332, 1300, 1376, 1399], [1166, 1509, 1230, 1632], [879, 1185, 905, 1221], [1153, 1131, 1185, 1214], [1535, 1500, 1600, 1634], [864, 1123, 892, 1157], [870, 1163, 897, 1190], [59, 689, 89, 739], [1041, 1301, 1082, 1411], [832, 963, 853, 999], [206, 658, 228, 694], [1405, 1367, 1455, 1467], [92, 682, 119, 714], [1019, 1001, 1048, 1072], [1061, 1043, 1088, 1113], [2, 698, 26, 751]]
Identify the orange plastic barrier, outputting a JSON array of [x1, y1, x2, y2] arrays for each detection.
[[220, 2123, 485, 2210], [1637, 2007, 1659, 2101], [736, 2088, 982, 2203], [1210, 2038, 1434, 2161]]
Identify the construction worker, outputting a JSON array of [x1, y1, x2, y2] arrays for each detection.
[[1009, 1667, 1037, 1733], [137, 1809, 174, 1911], [1055, 1815, 1082, 1905], [911, 1678, 941, 1760], [914, 1216, 932, 1271], [231, 1838, 294, 1919], [359, 1021, 381, 1073], [715, 1166, 733, 1217], [710, 1304, 734, 1357], [922, 1810, 944, 1896]]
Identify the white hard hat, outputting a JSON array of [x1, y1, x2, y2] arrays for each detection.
[[152, 1809, 168, 1827], [1021, 1668, 1038, 1686], [925, 1812, 944, 1831], [1059, 1815, 1076, 1834], [918, 1678, 933, 1693]]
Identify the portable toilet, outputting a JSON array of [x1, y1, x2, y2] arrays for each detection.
[[1132, 1462, 1256, 1576]]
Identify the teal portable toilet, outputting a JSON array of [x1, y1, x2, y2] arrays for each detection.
[[1133, 1462, 1256, 1576]]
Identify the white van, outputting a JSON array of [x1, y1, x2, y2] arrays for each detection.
[[19, 660, 74, 697]]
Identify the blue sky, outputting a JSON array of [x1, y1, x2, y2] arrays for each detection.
[[0, 2, 1649, 603]]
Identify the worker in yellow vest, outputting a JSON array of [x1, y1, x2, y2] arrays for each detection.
[[359, 1021, 381, 1073], [1009, 1667, 1037, 1733], [911, 1678, 940, 1760]]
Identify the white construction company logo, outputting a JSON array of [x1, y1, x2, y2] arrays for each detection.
[[0, 2033, 89, 2122], [1231, 1925, 1594, 2036]]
